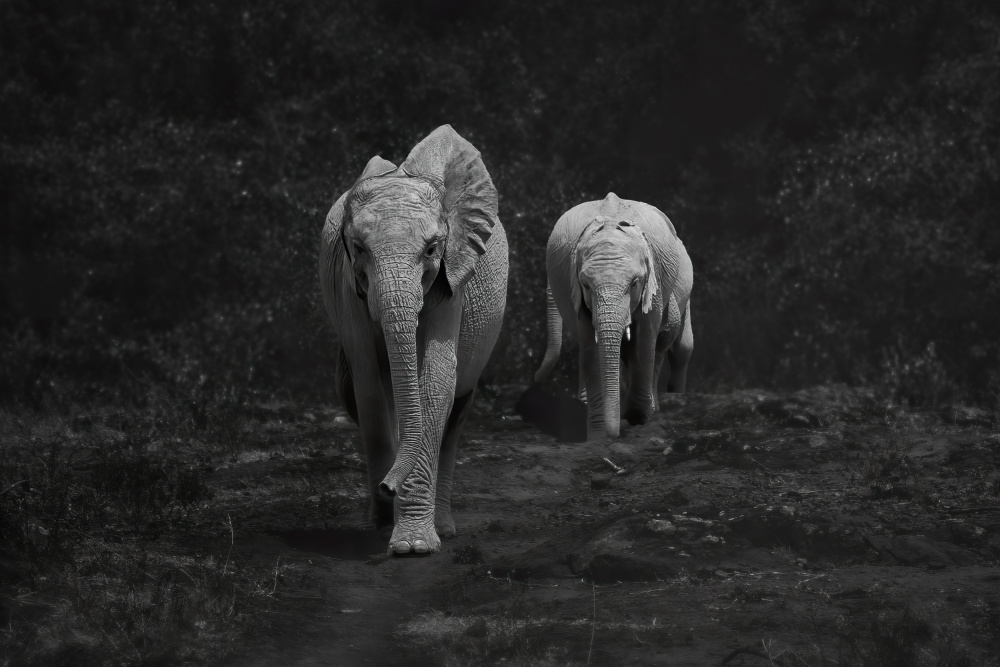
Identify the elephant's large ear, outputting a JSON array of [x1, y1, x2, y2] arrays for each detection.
[[357, 156, 397, 182], [400, 125, 498, 294], [569, 220, 601, 312], [569, 246, 582, 312], [641, 233, 659, 314]]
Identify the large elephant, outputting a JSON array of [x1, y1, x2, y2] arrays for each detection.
[[319, 126, 508, 554], [534, 193, 693, 440]]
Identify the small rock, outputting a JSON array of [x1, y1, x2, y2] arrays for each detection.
[[486, 520, 508, 533], [591, 474, 612, 490], [647, 436, 667, 452], [646, 519, 677, 536]]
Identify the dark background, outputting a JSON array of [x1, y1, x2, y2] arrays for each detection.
[[3, 0, 999, 413]]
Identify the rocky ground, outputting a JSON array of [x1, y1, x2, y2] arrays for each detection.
[[3, 385, 1000, 666]]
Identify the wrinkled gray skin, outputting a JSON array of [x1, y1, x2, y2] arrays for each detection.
[[319, 126, 508, 554], [534, 193, 693, 440]]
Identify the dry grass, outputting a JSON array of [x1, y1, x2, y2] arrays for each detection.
[[0, 405, 278, 666]]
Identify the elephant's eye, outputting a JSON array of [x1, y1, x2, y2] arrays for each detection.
[[425, 243, 437, 258], [352, 243, 366, 258]]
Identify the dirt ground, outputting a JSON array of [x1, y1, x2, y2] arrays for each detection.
[[4, 385, 1000, 666], [200, 384, 998, 666]]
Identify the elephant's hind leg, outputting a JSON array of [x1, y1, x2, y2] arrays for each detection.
[[435, 389, 476, 539], [666, 302, 693, 393], [357, 399, 396, 539], [336, 347, 393, 535]]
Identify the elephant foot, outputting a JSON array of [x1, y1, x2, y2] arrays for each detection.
[[435, 507, 457, 538], [623, 406, 652, 426], [388, 522, 441, 555]]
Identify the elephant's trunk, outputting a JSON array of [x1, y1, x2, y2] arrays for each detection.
[[594, 290, 629, 438], [372, 276, 422, 498]]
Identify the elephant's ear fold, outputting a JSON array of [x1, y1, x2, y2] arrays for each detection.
[[357, 156, 397, 182], [641, 234, 659, 314], [569, 248, 582, 312], [569, 220, 600, 312], [400, 125, 498, 294]]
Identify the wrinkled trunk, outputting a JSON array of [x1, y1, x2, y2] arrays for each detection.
[[594, 289, 629, 438], [371, 275, 422, 497]]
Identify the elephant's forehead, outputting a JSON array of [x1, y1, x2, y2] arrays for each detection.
[[581, 229, 646, 259], [349, 179, 442, 234], [580, 247, 644, 277]]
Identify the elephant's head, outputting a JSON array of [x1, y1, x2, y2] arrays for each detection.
[[341, 125, 498, 495], [570, 213, 658, 437]]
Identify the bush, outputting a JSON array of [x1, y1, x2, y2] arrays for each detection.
[[2, 0, 999, 404]]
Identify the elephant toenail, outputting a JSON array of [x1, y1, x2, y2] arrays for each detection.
[[413, 540, 428, 553]]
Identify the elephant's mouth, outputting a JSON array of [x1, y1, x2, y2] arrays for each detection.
[[592, 316, 633, 345]]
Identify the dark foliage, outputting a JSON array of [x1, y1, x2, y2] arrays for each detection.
[[3, 0, 999, 408]]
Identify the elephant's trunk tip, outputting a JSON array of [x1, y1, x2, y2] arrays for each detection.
[[378, 481, 397, 500], [379, 461, 414, 499]]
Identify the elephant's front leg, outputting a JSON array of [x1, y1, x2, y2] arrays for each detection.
[[624, 310, 662, 425], [389, 335, 457, 555]]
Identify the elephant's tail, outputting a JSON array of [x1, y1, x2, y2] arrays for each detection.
[[534, 284, 562, 383], [336, 345, 359, 424]]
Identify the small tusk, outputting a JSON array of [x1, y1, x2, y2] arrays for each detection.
[[594, 332, 598, 344], [626, 327, 631, 341]]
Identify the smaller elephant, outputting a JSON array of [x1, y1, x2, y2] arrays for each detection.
[[534, 193, 693, 440]]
